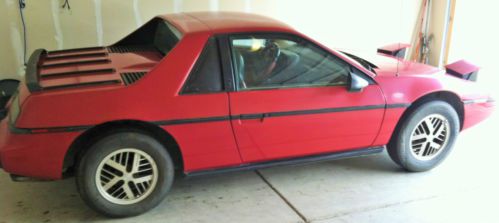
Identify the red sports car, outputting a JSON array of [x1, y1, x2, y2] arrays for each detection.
[[0, 12, 494, 217]]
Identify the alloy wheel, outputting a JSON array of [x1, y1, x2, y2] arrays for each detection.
[[409, 114, 450, 161], [95, 148, 158, 205]]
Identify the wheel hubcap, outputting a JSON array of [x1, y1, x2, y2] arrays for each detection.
[[96, 148, 158, 205], [410, 114, 450, 161]]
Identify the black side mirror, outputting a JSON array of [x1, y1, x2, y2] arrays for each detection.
[[348, 72, 369, 93]]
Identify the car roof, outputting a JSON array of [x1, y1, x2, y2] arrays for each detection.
[[160, 12, 295, 35]]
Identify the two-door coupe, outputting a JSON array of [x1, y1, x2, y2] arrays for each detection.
[[0, 12, 494, 217]]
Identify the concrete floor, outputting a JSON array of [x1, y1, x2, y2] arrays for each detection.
[[1, 112, 497, 223]]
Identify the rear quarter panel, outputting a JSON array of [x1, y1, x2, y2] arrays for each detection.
[[15, 33, 211, 128], [13, 32, 243, 173]]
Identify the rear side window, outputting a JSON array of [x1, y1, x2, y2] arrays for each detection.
[[182, 38, 224, 94]]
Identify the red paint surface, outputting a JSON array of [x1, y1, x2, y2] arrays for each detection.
[[230, 86, 385, 162], [0, 119, 80, 179], [463, 101, 495, 130], [0, 12, 494, 179]]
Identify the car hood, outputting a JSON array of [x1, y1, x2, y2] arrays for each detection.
[[340, 50, 442, 77]]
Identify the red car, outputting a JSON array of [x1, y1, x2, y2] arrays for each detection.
[[0, 12, 494, 217]]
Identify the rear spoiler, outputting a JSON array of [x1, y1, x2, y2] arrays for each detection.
[[25, 48, 47, 92], [445, 60, 479, 82], [377, 43, 411, 59]]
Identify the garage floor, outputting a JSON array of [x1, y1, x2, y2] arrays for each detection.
[[1, 110, 497, 223]]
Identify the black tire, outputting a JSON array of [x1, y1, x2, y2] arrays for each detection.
[[387, 101, 459, 172], [76, 131, 174, 217]]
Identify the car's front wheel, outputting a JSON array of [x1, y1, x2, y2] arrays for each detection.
[[388, 101, 460, 172], [76, 131, 174, 217]]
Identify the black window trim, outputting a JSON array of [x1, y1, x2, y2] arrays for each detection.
[[219, 31, 377, 92], [218, 35, 236, 92], [180, 36, 226, 95]]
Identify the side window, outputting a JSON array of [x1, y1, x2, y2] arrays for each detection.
[[181, 37, 224, 94], [230, 35, 351, 90]]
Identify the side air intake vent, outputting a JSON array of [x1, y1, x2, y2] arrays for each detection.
[[108, 45, 156, 53], [121, 72, 146, 86]]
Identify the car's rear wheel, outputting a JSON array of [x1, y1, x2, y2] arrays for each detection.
[[388, 101, 460, 172], [76, 131, 174, 217]]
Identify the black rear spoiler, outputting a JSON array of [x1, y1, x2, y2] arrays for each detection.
[[445, 60, 479, 82], [377, 43, 411, 59], [25, 49, 47, 92]]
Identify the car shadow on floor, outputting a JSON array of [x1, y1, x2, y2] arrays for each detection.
[[0, 152, 403, 223]]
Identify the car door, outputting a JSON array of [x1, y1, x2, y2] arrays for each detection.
[[167, 37, 242, 172], [226, 33, 386, 163]]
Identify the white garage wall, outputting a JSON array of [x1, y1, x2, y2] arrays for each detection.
[[0, 0, 420, 79], [448, 0, 499, 96]]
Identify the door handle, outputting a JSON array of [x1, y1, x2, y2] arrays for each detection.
[[261, 113, 269, 122], [238, 113, 269, 122]]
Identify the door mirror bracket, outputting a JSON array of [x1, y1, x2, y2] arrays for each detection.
[[348, 72, 369, 93]]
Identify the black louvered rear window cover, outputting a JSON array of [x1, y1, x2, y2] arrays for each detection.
[[108, 45, 157, 53], [121, 72, 146, 85]]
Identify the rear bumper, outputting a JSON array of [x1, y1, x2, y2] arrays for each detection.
[[0, 118, 81, 180], [462, 98, 495, 130]]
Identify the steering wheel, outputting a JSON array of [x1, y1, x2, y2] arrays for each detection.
[[260, 42, 281, 77]]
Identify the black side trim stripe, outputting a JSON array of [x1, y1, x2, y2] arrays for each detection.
[[186, 146, 385, 177], [463, 98, 494, 105], [10, 103, 410, 134], [154, 116, 230, 126], [463, 100, 474, 105], [9, 122, 92, 134], [386, 103, 411, 109], [235, 104, 385, 120], [234, 104, 410, 120]]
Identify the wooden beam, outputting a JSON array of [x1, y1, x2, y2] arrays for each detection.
[[443, 0, 457, 65]]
